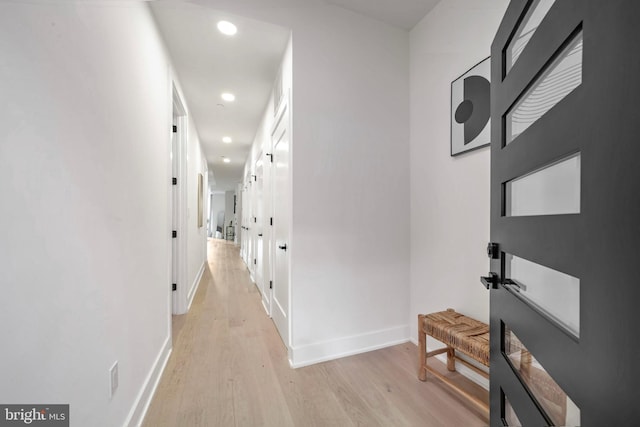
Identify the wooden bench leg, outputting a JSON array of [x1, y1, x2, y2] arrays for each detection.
[[418, 314, 427, 381], [447, 346, 456, 372]]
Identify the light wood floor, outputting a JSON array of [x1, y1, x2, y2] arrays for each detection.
[[143, 239, 489, 427]]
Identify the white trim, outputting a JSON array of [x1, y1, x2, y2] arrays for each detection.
[[289, 325, 409, 368], [186, 261, 205, 311], [409, 337, 490, 391], [124, 337, 172, 427], [166, 71, 175, 323], [261, 299, 270, 317], [285, 88, 293, 352]]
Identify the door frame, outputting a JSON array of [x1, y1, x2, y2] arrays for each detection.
[[171, 83, 189, 315]]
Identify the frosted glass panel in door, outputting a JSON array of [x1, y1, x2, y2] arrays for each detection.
[[505, 153, 580, 217], [505, 0, 557, 73], [505, 254, 579, 337], [506, 31, 583, 143]]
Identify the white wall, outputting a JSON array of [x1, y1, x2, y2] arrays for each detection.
[[0, 2, 206, 426], [289, 9, 410, 367], [409, 0, 509, 354], [225, 2, 410, 366], [224, 190, 235, 229], [208, 192, 215, 236], [185, 114, 208, 308], [210, 192, 226, 235]]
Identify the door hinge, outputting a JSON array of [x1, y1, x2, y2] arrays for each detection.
[[172, 230, 177, 238], [172, 125, 177, 133], [270, 217, 273, 226], [269, 280, 273, 289], [172, 283, 177, 291], [252, 175, 257, 181], [254, 217, 257, 223], [254, 259, 257, 265], [172, 177, 177, 185]]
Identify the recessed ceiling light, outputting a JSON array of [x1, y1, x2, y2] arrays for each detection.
[[222, 136, 232, 143], [221, 93, 235, 102], [217, 21, 237, 36], [223, 158, 231, 163]]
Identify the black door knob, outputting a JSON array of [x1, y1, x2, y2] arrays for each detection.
[[278, 244, 288, 251]]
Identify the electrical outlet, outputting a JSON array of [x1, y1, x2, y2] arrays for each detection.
[[109, 361, 119, 399]]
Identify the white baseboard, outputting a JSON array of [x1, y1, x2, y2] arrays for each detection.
[[409, 337, 489, 390], [289, 325, 410, 368], [261, 299, 271, 318], [124, 336, 172, 427], [186, 262, 205, 311]]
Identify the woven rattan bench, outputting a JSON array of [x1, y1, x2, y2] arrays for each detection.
[[418, 309, 489, 413]]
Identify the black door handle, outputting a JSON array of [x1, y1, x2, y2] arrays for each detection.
[[480, 272, 499, 289], [258, 233, 263, 237], [278, 244, 287, 251]]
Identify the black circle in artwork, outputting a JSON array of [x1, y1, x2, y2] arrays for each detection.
[[457, 75, 490, 145], [455, 100, 474, 124]]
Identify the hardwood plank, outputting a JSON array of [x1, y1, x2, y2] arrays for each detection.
[[143, 239, 489, 426]]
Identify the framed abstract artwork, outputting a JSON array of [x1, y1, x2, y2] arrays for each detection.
[[451, 57, 491, 156]]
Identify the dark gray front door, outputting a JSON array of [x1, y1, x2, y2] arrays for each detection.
[[489, 1, 640, 425]]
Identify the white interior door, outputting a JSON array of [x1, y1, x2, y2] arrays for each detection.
[[262, 151, 273, 316], [254, 159, 265, 294], [241, 184, 250, 264], [272, 100, 290, 346], [247, 177, 255, 278]]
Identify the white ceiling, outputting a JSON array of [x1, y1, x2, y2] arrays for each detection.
[[327, 0, 441, 31], [150, 2, 291, 191], [150, 0, 441, 191]]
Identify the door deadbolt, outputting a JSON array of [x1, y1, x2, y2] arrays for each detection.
[[487, 242, 499, 259]]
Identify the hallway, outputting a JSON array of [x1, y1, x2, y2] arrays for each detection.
[[142, 239, 488, 427]]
